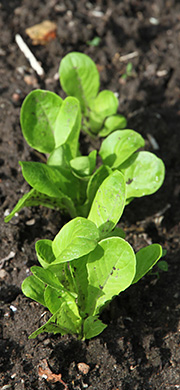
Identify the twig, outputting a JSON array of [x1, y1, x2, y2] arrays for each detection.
[[15, 34, 45, 77], [120, 51, 139, 62]]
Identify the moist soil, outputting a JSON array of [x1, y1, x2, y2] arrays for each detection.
[[0, 1, 180, 389]]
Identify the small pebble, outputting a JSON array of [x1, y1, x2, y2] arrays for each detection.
[[12, 93, 21, 103], [24, 74, 38, 87], [0, 269, 8, 279], [25, 218, 35, 226], [10, 305, 17, 313], [77, 362, 90, 375]]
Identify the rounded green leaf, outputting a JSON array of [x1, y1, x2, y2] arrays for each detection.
[[99, 129, 145, 168], [120, 151, 165, 198], [59, 52, 100, 112], [70, 150, 97, 177], [20, 89, 63, 153], [133, 244, 163, 284], [88, 170, 126, 237], [52, 217, 99, 264], [89, 90, 118, 133], [86, 237, 136, 314], [99, 114, 127, 137]]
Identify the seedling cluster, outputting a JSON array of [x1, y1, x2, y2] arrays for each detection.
[[6, 52, 166, 339]]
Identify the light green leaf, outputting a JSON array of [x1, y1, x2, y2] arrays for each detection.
[[101, 226, 126, 240], [132, 244, 163, 284], [99, 129, 145, 168], [22, 275, 45, 306], [70, 150, 97, 177], [87, 36, 101, 47], [35, 239, 55, 269], [31, 266, 63, 290], [83, 316, 107, 339], [99, 114, 127, 137], [4, 188, 77, 222], [89, 90, 118, 134], [44, 286, 76, 315], [19, 161, 79, 201], [51, 217, 99, 264], [54, 96, 81, 158], [88, 170, 126, 238], [86, 165, 112, 206], [47, 144, 72, 168], [20, 89, 63, 153], [86, 237, 136, 315], [59, 52, 100, 112], [120, 151, 165, 198], [29, 299, 81, 339]]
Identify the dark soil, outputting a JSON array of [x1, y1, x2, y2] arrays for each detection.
[[1, 1, 180, 389]]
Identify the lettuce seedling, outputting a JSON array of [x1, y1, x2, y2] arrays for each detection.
[[22, 172, 163, 339], [5, 89, 165, 222], [59, 52, 127, 136], [4, 53, 165, 222]]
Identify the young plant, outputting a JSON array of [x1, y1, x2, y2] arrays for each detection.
[[22, 171, 163, 340], [59, 52, 127, 137], [4, 53, 165, 222], [5, 96, 165, 222]]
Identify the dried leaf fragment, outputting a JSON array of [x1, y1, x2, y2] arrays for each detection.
[[38, 359, 68, 389], [25, 21, 57, 45]]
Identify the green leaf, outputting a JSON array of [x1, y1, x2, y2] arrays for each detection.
[[86, 165, 112, 206], [99, 129, 145, 168], [87, 36, 101, 47], [89, 90, 118, 134], [83, 316, 107, 339], [99, 114, 127, 137], [157, 260, 168, 272], [86, 237, 136, 315], [31, 266, 63, 290], [44, 286, 63, 314], [88, 170, 126, 238], [35, 239, 55, 269], [51, 217, 99, 264], [22, 275, 45, 306], [47, 144, 72, 168], [29, 299, 81, 339], [19, 161, 80, 201], [132, 244, 163, 284], [54, 97, 81, 158], [59, 52, 100, 112], [101, 226, 126, 240], [29, 312, 64, 339], [5, 188, 77, 222], [70, 150, 97, 177], [120, 151, 165, 198], [20, 89, 63, 153]]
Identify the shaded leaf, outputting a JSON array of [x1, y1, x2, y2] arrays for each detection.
[[22, 275, 45, 306], [132, 244, 163, 284]]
